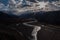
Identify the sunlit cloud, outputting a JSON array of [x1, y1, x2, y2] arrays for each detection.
[[0, 0, 60, 12], [38, 1, 49, 8], [0, 2, 9, 11]]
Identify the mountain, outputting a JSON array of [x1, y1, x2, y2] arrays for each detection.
[[35, 10, 60, 26], [0, 11, 19, 24], [0, 11, 34, 24], [7, 1, 60, 20]]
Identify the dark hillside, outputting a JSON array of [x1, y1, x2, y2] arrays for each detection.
[[35, 11, 60, 26], [0, 11, 19, 24]]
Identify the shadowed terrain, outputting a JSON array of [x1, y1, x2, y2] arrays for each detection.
[[0, 10, 60, 40], [35, 10, 60, 26]]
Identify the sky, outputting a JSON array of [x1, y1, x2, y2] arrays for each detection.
[[0, 0, 59, 5], [0, 0, 9, 6], [0, 0, 60, 15]]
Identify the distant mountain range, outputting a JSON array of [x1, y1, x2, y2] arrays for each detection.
[[0, 10, 60, 26]]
